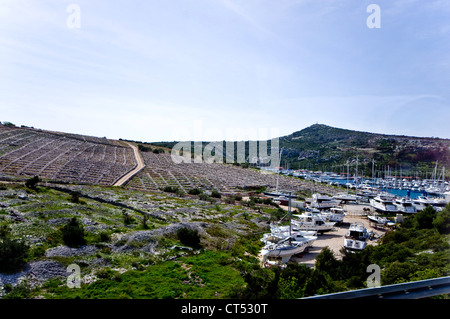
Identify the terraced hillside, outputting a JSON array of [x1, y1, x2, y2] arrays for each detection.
[[126, 150, 337, 195], [0, 124, 136, 185]]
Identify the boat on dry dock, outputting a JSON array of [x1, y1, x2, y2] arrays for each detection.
[[369, 193, 399, 213], [344, 223, 372, 251], [395, 197, 417, 214], [292, 213, 336, 234], [320, 207, 346, 224], [308, 193, 340, 210]]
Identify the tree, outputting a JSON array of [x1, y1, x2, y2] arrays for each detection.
[[314, 246, 339, 280], [415, 206, 436, 229], [433, 205, 450, 234], [61, 217, 86, 247]]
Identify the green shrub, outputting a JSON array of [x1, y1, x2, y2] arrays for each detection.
[[162, 186, 179, 193], [25, 176, 40, 190], [138, 144, 152, 152], [3, 281, 31, 299], [122, 211, 134, 225], [177, 227, 201, 248], [99, 232, 110, 242], [61, 217, 86, 247], [211, 190, 221, 198], [0, 236, 29, 273], [198, 193, 210, 201], [188, 188, 202, 195]]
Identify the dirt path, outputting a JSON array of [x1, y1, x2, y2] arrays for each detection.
[[113, 142, 146, 186]]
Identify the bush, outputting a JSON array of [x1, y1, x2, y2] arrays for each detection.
[[3, 281, 31, 299], [162, 186, 179, 193], [198, 193, 210, 201], [177, 227, 201, 248], [211, 190, 221, 198], [61, 217, 86, 247], [25, 176, 40, 190], [138, 144, 152, 152], [188, 188, 202, 195], [122, 211, 134, 225], [0, 235, 29, 273]]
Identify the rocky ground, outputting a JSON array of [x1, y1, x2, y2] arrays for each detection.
[[0, 182, 273, 291]]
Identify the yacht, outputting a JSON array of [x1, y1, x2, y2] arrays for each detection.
[[369, 193, 399, 213], [430, 197, 448, 211], [309, 193, 339, 210], [395, 197, 417, 214], [413, 196, 445, 212], [292, 213, 336, 233], [334, 193, 359, 203], [320, 207, 346, 224], [344, 223, 371, 251]]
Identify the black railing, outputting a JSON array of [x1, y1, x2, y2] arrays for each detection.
[[302, 276, 450, 299]]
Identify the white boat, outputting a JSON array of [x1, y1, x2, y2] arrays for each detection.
[[292, 213, 336, 233], [334, 193, 358, 202], [395, 198, 417, 214], [368, 215, 389, 225], [309, 193, 340, 210], [369, 193, 399, 213], [413, 196, 445, 212], [262, 224, 317, 244], [320, 207, 346, 223], [430, 197, 448, 211], [260, 191, 316, 265], [260, 237, 314, 264], [268, 223, 318, 237], [344, 223, 371, 251]]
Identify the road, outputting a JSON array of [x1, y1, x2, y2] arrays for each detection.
[[113, 142, 146, 186]]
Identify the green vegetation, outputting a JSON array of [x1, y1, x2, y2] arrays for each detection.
[[61, 217, 86, 248], [187, 188, 202, 195], [176, 227, 201, 248], [137, 144, 152, 152], [1, 180, 448, 299], [0, 226, 29, 273], [25, 176, 40, 190]]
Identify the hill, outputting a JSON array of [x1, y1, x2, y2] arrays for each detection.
[[151, 124, 450, 178], [279, 124, 450, 176], [0, 123, 137, 185]]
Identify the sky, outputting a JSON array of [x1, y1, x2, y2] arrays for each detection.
[[1, 0, 449, 142]]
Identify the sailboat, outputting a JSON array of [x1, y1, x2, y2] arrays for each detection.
[[260, 192, 316, 265]]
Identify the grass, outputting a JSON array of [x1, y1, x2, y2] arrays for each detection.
[[41, 250, 246, 299]]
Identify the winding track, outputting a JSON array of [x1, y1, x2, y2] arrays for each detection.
[[113, 142, 146, 186]]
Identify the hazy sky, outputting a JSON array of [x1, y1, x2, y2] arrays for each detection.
[[1, 0, 449, 142]]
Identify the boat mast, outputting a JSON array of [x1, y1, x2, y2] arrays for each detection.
[[275, 147, 283, 193], [288, 191, 292, 238]]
